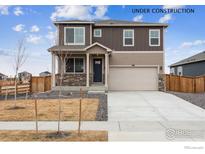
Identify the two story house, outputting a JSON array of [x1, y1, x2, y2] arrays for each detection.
[[48, 20, 168, 91]]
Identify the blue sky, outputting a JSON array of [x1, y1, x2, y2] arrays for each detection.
[[0, 5, 205, 76]]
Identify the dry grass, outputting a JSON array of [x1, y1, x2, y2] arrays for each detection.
[[0, 99, 99, 121], [0, 130, 108, 141]]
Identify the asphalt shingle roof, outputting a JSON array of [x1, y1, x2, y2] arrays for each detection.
[[170, 51, 205, 67], [54, 19, 168, 27]]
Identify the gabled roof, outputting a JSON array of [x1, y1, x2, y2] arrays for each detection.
[[84, 42, 112, 52], [53, 19, 168, 27], [18, 71, 32, 75], [170, 51, 205, 67], [40, 71, 51, 74], [48, 42, 112, 52], [0, 73, 7, 77]]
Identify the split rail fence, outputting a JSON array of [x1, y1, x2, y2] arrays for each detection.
[[0, 76, 51, 95]]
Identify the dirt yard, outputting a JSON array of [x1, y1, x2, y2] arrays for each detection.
[[0, 130, 108, 141], [0, 98, 99, 121]]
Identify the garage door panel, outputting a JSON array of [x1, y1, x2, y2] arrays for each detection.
[[109, 67, 158, 91]]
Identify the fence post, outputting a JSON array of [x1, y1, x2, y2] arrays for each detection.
[[204, 77, 205, 93], [179, 76, 181, 92], [30, 76, 32, 94], [193, 77, 196, 93]]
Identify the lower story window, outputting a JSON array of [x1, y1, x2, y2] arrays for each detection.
[[65, 58, 84, 73]]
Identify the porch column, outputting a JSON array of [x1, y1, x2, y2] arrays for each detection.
[[105, 53, 109, 87], [51, 53, 56, 88], [86, 53, 90, 87]]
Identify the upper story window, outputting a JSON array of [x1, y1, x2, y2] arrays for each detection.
[[64, 27, 85, 45], [170, 68, 175, 75], [123, 29, 134, 46], [177, 66, 183, 76], [94, 29, 102, 37], [149, 29, 160, 46]]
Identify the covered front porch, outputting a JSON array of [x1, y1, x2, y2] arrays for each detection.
[[49, 43, 111, 92]]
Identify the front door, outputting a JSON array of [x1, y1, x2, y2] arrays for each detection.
[[93, 59, 102, 82]]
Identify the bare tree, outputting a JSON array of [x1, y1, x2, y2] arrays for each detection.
[[13, 38, 27, 107]]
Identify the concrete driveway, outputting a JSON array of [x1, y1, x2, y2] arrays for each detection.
[[108, 91, 205, 141]]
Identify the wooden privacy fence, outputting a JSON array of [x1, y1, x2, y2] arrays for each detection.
[[31, 76, 51, 93], [0, 76, 51, 95], [166, 74, 205, 93]]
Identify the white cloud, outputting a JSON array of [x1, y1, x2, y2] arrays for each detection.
[[50, 5, 109, 21], [30, 25, 40, 32], [0, 5, 9, 15], [26, 35, 42, 44], [163, 5, 185, 9], [180, 40, 205, 48], [12, 24, 25, 32], [47, 26, 52, 30], [159, 14, 172, 23], [14, 7, 24, 16], [94, 6, 108, 19], [133, 15, 143, 22]]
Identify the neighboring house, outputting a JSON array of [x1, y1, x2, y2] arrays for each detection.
[[170, 51, 205, 77], [0, 73, 7, 80], [48, 20, 168, 91], [39, 71, 51, 77], [18, 71, 32, 83]]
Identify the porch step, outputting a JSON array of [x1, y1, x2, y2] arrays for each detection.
[[88, 91, 105, 94]]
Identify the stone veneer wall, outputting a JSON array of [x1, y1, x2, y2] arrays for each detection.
[[56, 73, 105, 86], [158, 74, 165, 91], [62, 74, 86, 86]]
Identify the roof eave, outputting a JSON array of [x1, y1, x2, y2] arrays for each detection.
[[94, 24, 168, 27], [170, 59, 205, 67], [53, 21, 95, 25]]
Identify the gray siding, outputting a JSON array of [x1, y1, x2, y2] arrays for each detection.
[[171, 61, 205, 77]]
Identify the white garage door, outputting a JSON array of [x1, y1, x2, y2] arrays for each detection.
[[109, 67, 158, 91]]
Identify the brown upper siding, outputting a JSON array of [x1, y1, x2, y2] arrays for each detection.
[[92, 26, 164, 51], [57, 24, 164, 51], [58, 24, 91, 47]]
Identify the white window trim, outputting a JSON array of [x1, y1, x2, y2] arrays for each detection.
[[64, 57, 85, 74], [170, 68, 175, 75], [123, 29, 134, 47], [149, 29, 160, 47], [94, 29, 102, 37], [177, 66, 183, 76], [64, 27, 85, 45]]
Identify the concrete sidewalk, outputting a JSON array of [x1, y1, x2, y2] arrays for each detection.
[[0, 121, 205, 141]]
